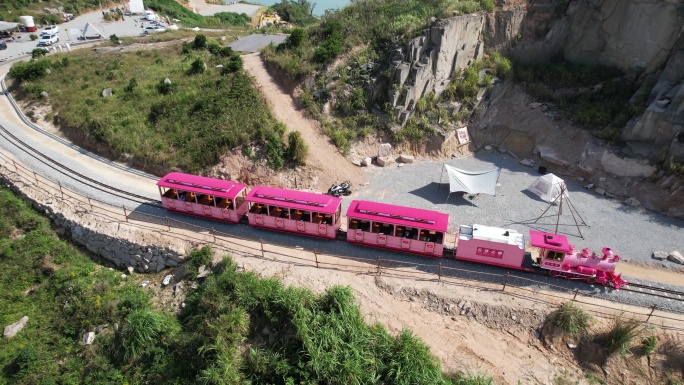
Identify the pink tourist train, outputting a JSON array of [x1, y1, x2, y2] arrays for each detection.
[[156, 173, 627, 289], [157, 172, 249, 223], [345, 200, 448, 257], [245, 186, 342, 239]]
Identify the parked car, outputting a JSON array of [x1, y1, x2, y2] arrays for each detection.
[[37, 34, 59, 46], [143, 25, 166, 34], [0, 41, 7, 50], [41, 25, 60, 36]]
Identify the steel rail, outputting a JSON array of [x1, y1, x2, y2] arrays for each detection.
[[0, 122, 158, 205]]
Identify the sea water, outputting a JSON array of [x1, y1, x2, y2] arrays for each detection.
[[232, 0, 352, 16]]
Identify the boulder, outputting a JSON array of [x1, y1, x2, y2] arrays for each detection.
[[667, 251, 684, 265], [82, 331, 95, 345], [376, 157, 394, 167], [536, 146, 570, 167], [101, 88, 113, 98], [624, 197, 641, 207], [594, 188, 606, 196], [3, 316, 28, 338], [652, 251, 668, 261], [398, 154, 414, 164], [40, 91, 49, 99], [378, 143, 392, 157], [519, 158, 535, 167], [528, 102, 542, 109], [361, 157, 372, 167], [600, 151, 656, 177]]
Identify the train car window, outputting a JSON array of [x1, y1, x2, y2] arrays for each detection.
[[179, 191, 196, 202], [381, 223, 394, 235], [432, 232, 444, 244], [349, 219, 359, 230], [395, 226, 404, 237], [371, 222, 381, 233], [323, 214, 332, 225], [301, 211, 312, 222], [163, 188, 179, 199], [250, 203, 265, 214], [546, 251, 565, 261]]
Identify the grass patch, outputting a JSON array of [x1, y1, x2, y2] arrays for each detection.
[[549, 302, 593, 337], [8, 37, 285, 174], [514, 60, 642, 138], [600, 315, 647, 356]]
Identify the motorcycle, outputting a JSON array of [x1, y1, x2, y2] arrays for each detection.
[[328, 181, 352, 197]]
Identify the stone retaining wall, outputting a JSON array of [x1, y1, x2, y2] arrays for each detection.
[[1, 175, 187, 273]]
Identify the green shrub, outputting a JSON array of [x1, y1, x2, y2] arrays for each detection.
[[123, 77, 137, 93], [9, 59, 51, 82], [192, 34, 208, 50], [266, 131, 285, 169], [121, 309, 181, 360], [601, 315, 646, 356], [31, 48, 49, 59], [641, 336, 657, 356], [315, 21, 344, 63], [188, 58, 206, 74], [109, 34, 119, 44], [550, 302, 593, 336], [287, 28, 305, 48], [29, 34, 38, 41], [286, 131, 308, 164]]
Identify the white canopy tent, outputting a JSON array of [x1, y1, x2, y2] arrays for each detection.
[[439, 164, 500, 203], [129, 0, 145, 14], [81, 23, 103, 39], [527, 173, 568, 203]]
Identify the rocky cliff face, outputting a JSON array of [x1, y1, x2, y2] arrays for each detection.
[[387, 14, 485, 124], [510, 0, 684, 162]]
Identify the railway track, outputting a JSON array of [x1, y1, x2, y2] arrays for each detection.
[[621, 282, 684, 302], [0, 122, 158, 206], [1, 102, 683, 308]]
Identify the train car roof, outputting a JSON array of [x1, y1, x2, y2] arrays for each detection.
[[528, 230, 570, 252], [345, 200, 449, 232], [461, 224, 525, 248], [245, 186, 342, 214], [157, 172, 248, 199]]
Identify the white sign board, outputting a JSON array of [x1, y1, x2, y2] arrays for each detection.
[[129, 0, 145, 14], [457, 126, 470, 144]]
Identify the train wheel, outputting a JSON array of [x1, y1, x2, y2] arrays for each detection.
[[585, 277, 595, 283], [549, 270, 561, 277]]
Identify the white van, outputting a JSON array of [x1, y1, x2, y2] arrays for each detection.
[[144, 10, 157, 21]]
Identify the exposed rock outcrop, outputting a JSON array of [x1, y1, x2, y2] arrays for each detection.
[[388, 14, 485, 120]]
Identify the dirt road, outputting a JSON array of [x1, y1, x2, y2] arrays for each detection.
[[241, 53, 365, 190]]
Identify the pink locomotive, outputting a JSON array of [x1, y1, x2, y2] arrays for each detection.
[[529, 230, 626, 289]]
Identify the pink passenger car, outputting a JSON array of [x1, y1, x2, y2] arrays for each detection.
[[345, 200, 448, 257], [455, 224, 532, 271], [157, 172, 249, 223], [245, 186, 342, 239], [529, 230, 626, 289]]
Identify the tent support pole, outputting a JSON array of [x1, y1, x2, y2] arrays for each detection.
[[437, 163, 444, 190], [445, 192, 451, 204], [534, 190, 562, 224]]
